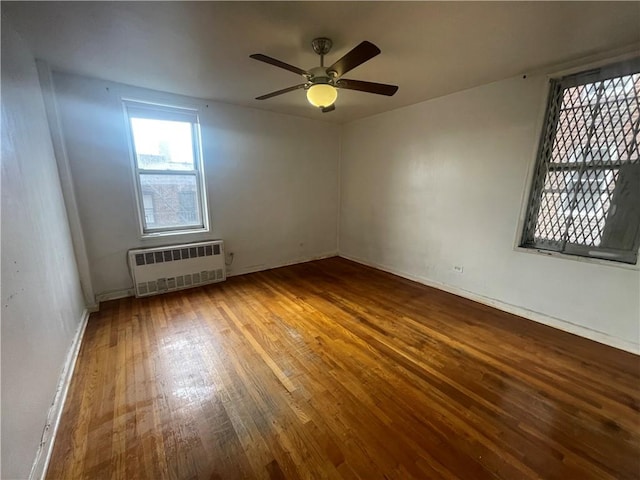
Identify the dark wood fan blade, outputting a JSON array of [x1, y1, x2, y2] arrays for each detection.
[[321, 104, 336, 113], [327, 41, 380, 78], [255, 84, 306, 100], [336, 79, 398, 96], [250, 54, 308, 76]]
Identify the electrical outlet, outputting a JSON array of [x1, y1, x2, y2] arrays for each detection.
[[453, 265, 464, 273]]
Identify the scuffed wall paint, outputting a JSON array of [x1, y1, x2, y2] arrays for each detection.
[[1, 19, 86, 479]]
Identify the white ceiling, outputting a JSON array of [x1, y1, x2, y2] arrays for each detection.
[[4, 2, 640, 123]]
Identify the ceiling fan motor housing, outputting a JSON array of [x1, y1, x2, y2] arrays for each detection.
[[306, 66, 335, 88], [311, 37, 332, 56]]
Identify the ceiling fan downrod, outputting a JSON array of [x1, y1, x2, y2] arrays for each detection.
[[311, 37, 332, 68]]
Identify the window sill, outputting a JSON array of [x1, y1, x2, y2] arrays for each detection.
[[141, 226, 209, 240], [515, 246, 639, 270]]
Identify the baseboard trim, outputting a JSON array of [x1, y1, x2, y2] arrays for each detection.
[[29, 309, 90, 480], [227, 251, 338, 277], [95, 288, 134, 303], [339, 253, 639, 355], [93, 252, 339, 303]]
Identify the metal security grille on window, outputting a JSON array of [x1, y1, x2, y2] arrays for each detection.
[[522, 60, 640, 264]]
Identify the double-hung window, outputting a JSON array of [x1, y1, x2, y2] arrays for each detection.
[[125, 101, 208, 235], [521, 59, 640, 264]]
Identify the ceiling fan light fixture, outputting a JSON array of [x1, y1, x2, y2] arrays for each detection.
[[306, 84, 338, 108], [251, 38, 397, 110]]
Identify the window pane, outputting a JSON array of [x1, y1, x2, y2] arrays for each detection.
[[533, 170, 577, 243], [592, 74, 639, 162], [130, 117, 195, 171], [551, 88, 591, 164], [143, 193, 155, 226], [140, 174, 201, 228], [565, 169, 618, 247], [551, 73, 640, 165], [534, 168, 619, 246], [178, 191, 197, 223]]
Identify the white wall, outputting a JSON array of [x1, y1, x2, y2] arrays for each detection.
[[1, 21, 86, 479], [52, 72, 340, 298], [339, 74, 640, 352]]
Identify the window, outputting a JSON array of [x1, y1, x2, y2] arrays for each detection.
[[125, 102, 208, 235], [521, 59, 640, 264]]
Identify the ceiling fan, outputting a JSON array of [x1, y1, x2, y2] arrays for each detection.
[[250, 38, 398, 113]]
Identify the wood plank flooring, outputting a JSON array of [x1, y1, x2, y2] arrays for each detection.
[[46, 257, 640, 479]]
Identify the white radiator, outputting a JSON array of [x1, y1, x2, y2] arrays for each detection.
[[128, 240, 226, 297]]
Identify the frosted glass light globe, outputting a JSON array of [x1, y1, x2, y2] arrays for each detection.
[[306, 84, 338, 108]]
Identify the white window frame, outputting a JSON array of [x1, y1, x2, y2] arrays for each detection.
[[123, 100, 209, 237], [142, 192, 156, 226]]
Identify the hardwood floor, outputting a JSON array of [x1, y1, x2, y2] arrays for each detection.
[[46, 257, 640, 479]]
